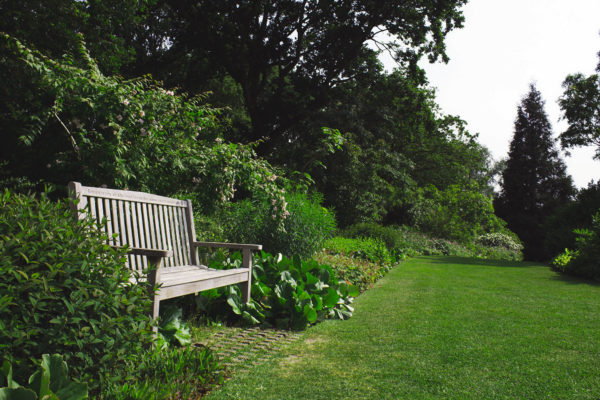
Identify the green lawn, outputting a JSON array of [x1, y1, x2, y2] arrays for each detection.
[[205, 256, 600, 400]]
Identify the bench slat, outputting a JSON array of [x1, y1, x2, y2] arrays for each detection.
[[159, 270, 250, 300]]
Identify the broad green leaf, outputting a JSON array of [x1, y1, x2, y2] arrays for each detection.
[[0, 387, 38, 400], [303, 305, 317, 323], [323, 288, 339, 308]]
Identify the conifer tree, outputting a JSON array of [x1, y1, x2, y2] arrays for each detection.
[[496, 84, 575, 260]]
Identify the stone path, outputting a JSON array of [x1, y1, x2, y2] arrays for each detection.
[[195, 327, 302, 373]]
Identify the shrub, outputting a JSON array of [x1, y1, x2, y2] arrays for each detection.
[[475, 232, 523, 252], [218, 191, 336, 258], [324, 236, 394, 265], [343, 223, 403, 251], [313, 252, 391, 293], [551, 248, 578, 274], [552, 210, 600, 281], [0, 190, 155, 392], [408, 185, 505, 243]]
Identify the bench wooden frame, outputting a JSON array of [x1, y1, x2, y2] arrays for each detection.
[[68, 182, 261, 322]]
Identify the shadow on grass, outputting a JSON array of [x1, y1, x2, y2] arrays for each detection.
[[420, 255, 539, 268], [549, 272, 600, 287]]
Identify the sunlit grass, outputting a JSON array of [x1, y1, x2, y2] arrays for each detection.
[[204, 256, 600, 399]]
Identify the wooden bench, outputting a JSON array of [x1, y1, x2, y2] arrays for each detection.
[[68, 182, 261, 322]]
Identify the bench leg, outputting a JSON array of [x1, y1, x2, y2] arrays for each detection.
[[242, 248, 252, 303], [147, 257, 163, 336]]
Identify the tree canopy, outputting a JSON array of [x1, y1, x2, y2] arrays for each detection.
[[559, 49, 600, 159]]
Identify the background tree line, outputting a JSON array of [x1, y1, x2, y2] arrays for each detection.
[[1, 0, 599, 269]]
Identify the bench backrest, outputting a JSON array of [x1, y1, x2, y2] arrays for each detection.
[[69, 182, 197, 271]]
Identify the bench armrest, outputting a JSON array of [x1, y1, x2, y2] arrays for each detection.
[[192, 241, 262, 251]]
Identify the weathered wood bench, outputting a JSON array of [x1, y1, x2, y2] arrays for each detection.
[[68, 182, 261, 322]]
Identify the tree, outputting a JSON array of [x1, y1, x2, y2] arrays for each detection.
[[131, 0, 468, 156], [0, 33, 286, 217], [559, 48, 600, 160], [496, 84, 575, 260]]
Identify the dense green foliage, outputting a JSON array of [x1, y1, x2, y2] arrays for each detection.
[[216, 191, 336, 258], [559, 48, 600, 159], [322, 237, 394, 266], [0, 33, 286, 218], [495, 84, 575, 261], [342, 223, 523, 261], [196, 251, 359, 330], [0, 191, 155, 392], [1, 354, 88, 400], [544, 181, 600, 257], [551, 210, 600, 281]]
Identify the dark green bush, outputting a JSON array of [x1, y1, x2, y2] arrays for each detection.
[[323, 236, 394, 265], [551, 210, 600, 281], [343, 223, 403, 251], [218, 191, 336, 258], [0, 190, 155, 392]]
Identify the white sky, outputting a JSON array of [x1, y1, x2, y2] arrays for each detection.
[[412, 0, 600, 188]]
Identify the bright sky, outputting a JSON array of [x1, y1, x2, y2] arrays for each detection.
[[415, 0, 600, 188]]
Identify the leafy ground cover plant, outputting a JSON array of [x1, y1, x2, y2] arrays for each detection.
[[156, 305, 193, 349], [0, 190, 155, 394], [312, 252, 391, 293], [1, 354, 88, 400], [195, 251, 359, 330]]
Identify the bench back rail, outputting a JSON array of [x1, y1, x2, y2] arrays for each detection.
[[68, 182, 197, 271]]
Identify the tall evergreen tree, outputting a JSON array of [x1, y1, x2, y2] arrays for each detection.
[[496, 84, 575, 260]]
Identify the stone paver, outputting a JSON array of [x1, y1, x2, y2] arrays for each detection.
[[196, 327, 302, 373]]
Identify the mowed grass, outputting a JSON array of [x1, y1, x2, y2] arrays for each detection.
[[204, 256, 600, 400]]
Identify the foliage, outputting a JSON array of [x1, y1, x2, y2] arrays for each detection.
[[551, 248, 579, 274], [217, 191, 336, 258], [408, 184, 506, 243], [156, 306, 192, 349], [0, 190, 155, 392], [343, 223, 405, 252], [133, 0, 467, 150], [475, 232, 523, 253], [196, 251, 359, 330], [0, 33, 286, 217], [495, 84, 575, 261], [287, 68, 498, 229], [559, 48, 600, 159], [544, 180, 600, 257], [322, 237, 394, 266], [101, 346, 223, 400], [0, 354, 88, 400], [312, 252, 391, 294], [551, 210, 600, 281]]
